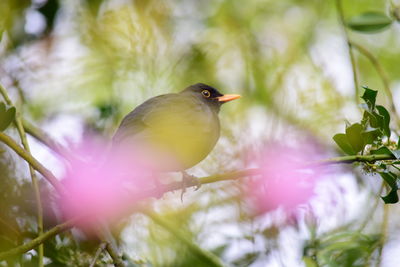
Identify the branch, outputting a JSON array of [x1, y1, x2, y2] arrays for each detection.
[[98, 223, 126, 267], [349, 41, 400, 127], [0, 154, 391, 261], [0, 219, 75, 261], [148, 153, 398, 198], [377, 203, 390, 266], [0, 132, 64, 193], [105, 243, 125, 267], [0, 83, 44, 266], [22, 118, 71, 159], [335, 0, 359, 103], [89, 242, 107, 267], [160, 169, 259, 195], [315, 154, 395, 165]]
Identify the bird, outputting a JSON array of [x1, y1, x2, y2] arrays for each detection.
[[111, 83, 240, 194]]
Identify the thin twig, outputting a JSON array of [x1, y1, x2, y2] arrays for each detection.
[[142, 209, 226, 267], [0, 83, 44, 266], [0, 132, 64, 193], [357, 182, 385, 233], [349, 41, 400, 127], [0, 219, 75, 261], [314, 154, 395, 165], [335, 0, 359, 103], [89, 242, 107, 267], [98, 223, 125, 267], [377, 202, 390, 267], [105, 243, 125, 267], [22, 118, 71, 159]]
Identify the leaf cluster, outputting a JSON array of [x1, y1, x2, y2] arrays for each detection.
[[333, 87, 400, 203]]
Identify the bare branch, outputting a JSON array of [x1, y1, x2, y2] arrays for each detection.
[[0, 219, 75, 261], [0, 132, 64, 193]]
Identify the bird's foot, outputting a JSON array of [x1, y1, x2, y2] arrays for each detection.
[[180, 171, 201, 201]]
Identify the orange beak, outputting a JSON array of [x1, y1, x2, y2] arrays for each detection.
[[216, 94, 241, 103]]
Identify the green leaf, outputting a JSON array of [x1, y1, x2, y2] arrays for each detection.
[[380, 172, 399, 204], [333, 133, 355, 155], [362, 111, 379, 128], [361, 126, 380, 145], [380, 172, 397, 187], [347, 12, 393, 33], [345, 123, 364, 153], [381, 189, 399, 204], [361, 87, 377, 110], [370, 146, 394, 157], [0, 103, 16, 131], [376, 105, 391, 137]]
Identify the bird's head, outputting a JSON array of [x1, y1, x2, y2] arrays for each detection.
[[181, 83, 241, 111]]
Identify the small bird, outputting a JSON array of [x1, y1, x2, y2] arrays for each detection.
[[112, 83, 240, 191]]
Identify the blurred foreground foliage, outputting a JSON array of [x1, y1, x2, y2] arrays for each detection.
[[1, 0, 400, 266]]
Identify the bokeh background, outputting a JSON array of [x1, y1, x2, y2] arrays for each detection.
[[1, 0, 400, 266]]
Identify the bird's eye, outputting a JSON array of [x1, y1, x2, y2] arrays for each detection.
[[202, 90, 211, 98]]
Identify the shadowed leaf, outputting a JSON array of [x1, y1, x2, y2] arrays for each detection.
[[347, 12, 393, 33], [361, 87, 377, 111], [345, 123, 364, 153], [380, 172, 399, 204], [0, 103, 16, 131], [376, 105, 391, 137], [333, 133, 355, 155], [370, 146, 394, 157]]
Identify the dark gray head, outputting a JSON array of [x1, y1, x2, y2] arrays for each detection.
[[180, 83, 240, 112]]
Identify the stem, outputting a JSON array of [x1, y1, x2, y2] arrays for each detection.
[[22, 118, 71, 159], [1, 127, 392, 199], [349, 41, 400, 127], [161, 169, 259, 194], [89, 243, 107, 267], [335, 0, 359, 103], [142, 209, 226, 267], [358, 182, 385, 233], [0, 132, 64, 193], [0, 83, 44, 266], [0, 219, 75, 261], [377, 203, 390, 267], [315, 154, 395, 165], [98, 223, 125, 267], [105, 243, 125, 267]]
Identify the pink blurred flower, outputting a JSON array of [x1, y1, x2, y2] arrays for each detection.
[[59, 137, 154, 230], [247, 142, 324, 215]]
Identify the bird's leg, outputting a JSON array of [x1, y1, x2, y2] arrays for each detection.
[[180, 171, 201, 201]]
